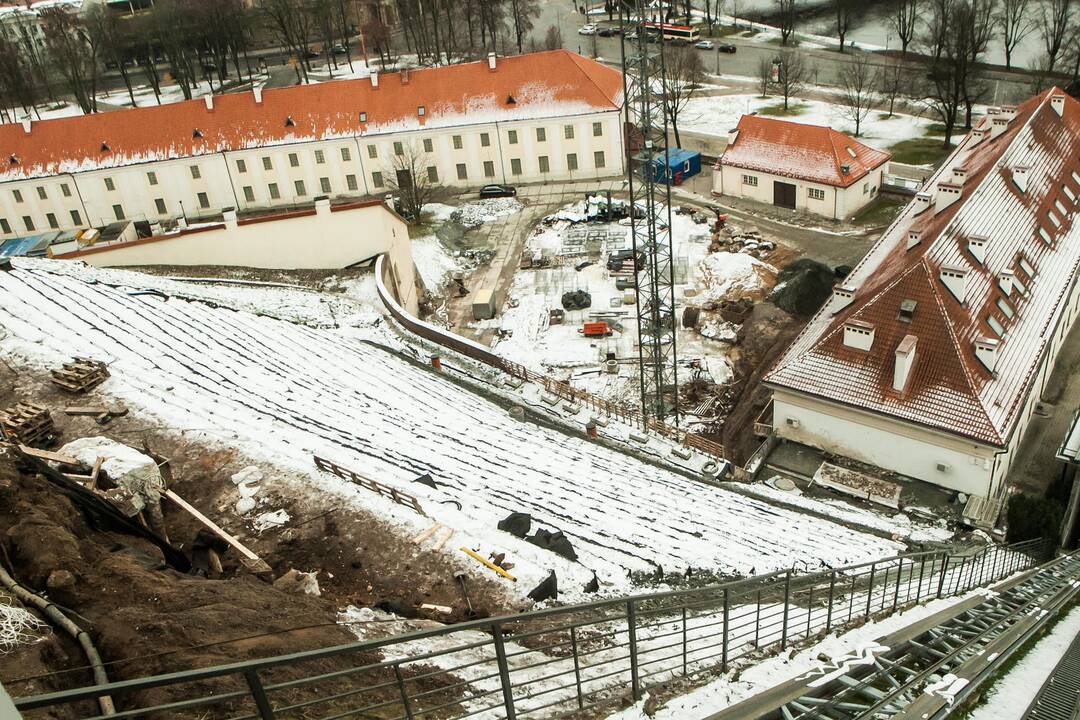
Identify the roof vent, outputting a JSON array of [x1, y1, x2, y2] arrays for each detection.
[[370, 71, 379, 88], [100, 141, 110, 152], [20, 117, 30, 134], [999, 271, 1014, 296], [940, 266, 969, 303], [845, 146, 857, 158], [951, 166, 967, 184], [253, 86, 263, 104], [968, 234, 988, 264], [907, 230, 921, 250], [285, 116, 295, 127], [831, 284, 856, 312], [488, 52, 497, 71], [506, 94, 516, 105], [7, 155, 16, 165], [359, 111, 367, 123], [899, 299, 917, 322], [990, 115, 1010, 139], [843, 320, 875, 351], [1013, 165, 1030, 193], [975, 337, 1000, 373], [840, 164, 851, 175], [204, 95, 213, 111], [1051, 94, 1066, 117], [401, 67, 409, 84], [893, 334, 918, 393], [935, 181, 962, 210], [914, 191, 933, 214], [192, 128, 202, 139], [970, 126, 988, 145]]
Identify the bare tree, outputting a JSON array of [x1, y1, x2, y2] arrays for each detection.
[[776, 48, 806, 110], [891, 0, 919, 55], [84, 5, 137, 106], [834, 0, 854, 52], [967, 0, 997, 63], [924, 0, 952, 61], [388, 143, 442, 221], [775, 0, 798, 45], [662, 45, 706, 147], [508, 0, 541, 53], [880, 58, 910, 116], [1039, 0, 1074, 72], [923, 0, 981, 146], [38, 6, 99, 114], [756, 54, 774, 96], [996, 0, 1035, 67], [838, 54, 877, 135], [543, 24, 563, 50], [260, 0, 315, 83], [0, 38, 37, 120]]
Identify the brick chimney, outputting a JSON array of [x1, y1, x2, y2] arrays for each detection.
[[893, 334, 917, 393]]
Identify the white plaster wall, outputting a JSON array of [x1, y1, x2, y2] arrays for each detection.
[[714, 163, 886, 220], [772, 389, 997, 496]]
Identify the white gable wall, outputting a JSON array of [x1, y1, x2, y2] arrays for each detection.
[[713, 163, 886, 220]]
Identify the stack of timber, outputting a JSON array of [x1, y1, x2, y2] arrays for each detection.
[[51, 358, 109, 393], [0, 402, 55, 447]]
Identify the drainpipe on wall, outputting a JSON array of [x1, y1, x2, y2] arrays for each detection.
[[220, 151, 242, 213], [494, 120, 508, 185]]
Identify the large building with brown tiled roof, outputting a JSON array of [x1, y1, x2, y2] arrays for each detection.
[[713, 115, 891, 219], [0, 50, 624, 235], [764, 89, 1080, 500]]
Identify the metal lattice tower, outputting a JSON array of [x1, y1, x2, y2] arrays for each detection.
[[619, 2, 679, 425]]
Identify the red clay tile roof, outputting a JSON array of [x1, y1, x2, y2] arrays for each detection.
[[719, 115, 891, 188], [0, 50, 623, 182], [766, 89, 1080, 447]]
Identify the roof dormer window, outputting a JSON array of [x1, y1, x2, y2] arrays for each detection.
[[1065, 185, 1076, 203], [192, 128, 203, 138], [1018, 255, 1035, 276], [417, 105, 425, 117], [285, 116, 295, 127], [1039, 226, 1052, 244], [987, 314, 1005, 337], [1055, 199, 1068, 215], [359, 111, 367, 123], [506, 94, 516, 105], [100, 141, 110, 152], [7, 155, 16, 165], [997, 297, 1015, 319]]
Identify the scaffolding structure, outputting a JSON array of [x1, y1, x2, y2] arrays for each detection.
[[619, 3, 679, 425]]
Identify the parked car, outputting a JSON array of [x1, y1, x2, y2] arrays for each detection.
[[695, 40, 714, 50], [578, 24, 597, 35], [304, 48, 321, 59], [479, 184, 517, 199], [718, 43, 737, 53], [597, 27, 618, 37], [331, 43, 348, 55]]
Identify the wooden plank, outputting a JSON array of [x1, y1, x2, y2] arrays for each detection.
[[432, 528, 454, 551], [18, 446, 81, 465], [89, 457, 102, 491], [162, 489, 262, 563], [412, 523, 443, 545], [64, 407, 109, 416]]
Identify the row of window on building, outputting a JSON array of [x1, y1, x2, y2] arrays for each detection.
[[741, 174, 829, 201]]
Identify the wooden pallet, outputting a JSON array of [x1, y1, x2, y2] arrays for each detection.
[[0, 402, 55, 447], [51, 358, 109, 393]]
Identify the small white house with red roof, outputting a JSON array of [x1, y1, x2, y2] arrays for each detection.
[[713, 115, 891, 220], [764, 89, 1080, 503]]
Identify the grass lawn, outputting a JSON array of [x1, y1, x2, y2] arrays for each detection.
[[852, 196, 906, 227], [758, 102, 807, 117], [887, 138, 954, 166]]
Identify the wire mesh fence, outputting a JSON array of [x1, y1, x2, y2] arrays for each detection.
[[13, 537, 1053, 720]]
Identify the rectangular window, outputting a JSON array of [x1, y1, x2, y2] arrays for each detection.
[[11, 189, 21, 203], [367, 144, 377, 159], [508, 130, 518, 145], [536, 127, 546, 142], [69, 210, 80, 226], [103, 179, 114, 192], [60, 183, 71, 198], [511, 158, 522, 176], [808, 187, 825, 201], [594, 151, 605, 168], [263, 157, 273, 170], [393, 141, 404, 156], [564, 124, 574, 139], [190, 165, 201, 179], [346, 174, 358, 191], [314, 149, 325, 164], [423, 138, 433, 153], [742, 174, 758, 186], [1019, 256, 1035, 276], [36, 186, 46, 200], [427, 166, 438, 182], [567, 153, 578, 171], [372, 171, 384, 188], [320, 177, 332, 194], [154, 198, 167, 214], [294, 180, 306, 196], [268, 183, 280, 199], [997, 297, 1015, 319], [197, 191, 210, 209], [236, 158, 247, 173], [46, 212, 58, 229], [480, 132, 490, 147], [0, 218, 9, 234], [289, 153, 300, 168], [340, 147, 351, 162], [987, 315, 1005, 337], [112, 204, 124, 221], [453, 135, 463, 150], [539, 156, 550, 173], [243, 186, 255, 202], [593, 121, 603, 137], [863, 182, 869, 194], [483, 160, 495, 177], [147, 171, 158, 185], [418, 105, 425, 116], [456, 163, 468, 180], [21, 216, 32, 231]]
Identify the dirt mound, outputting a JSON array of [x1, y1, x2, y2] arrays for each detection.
[[768, 258, 836, 318]]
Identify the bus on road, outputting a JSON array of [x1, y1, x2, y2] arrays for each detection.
[[643, 22, 700, 42]]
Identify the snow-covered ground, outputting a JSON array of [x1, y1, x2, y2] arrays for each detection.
[[0, 259, 904, 600], [410, 235, 462, 293], [422, 198, 524, 229], [679, 93, 939, 148]]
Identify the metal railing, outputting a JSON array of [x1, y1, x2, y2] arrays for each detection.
[[13, 538, 1053, 719], [373, 256, 728, 462]]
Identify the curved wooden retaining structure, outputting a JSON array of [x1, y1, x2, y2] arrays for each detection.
[[374, 255, 728, 461]]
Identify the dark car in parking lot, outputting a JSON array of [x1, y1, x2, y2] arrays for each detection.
[[597, 27, 619, 37], [718, 43, 737, 53], [479, 184, 517, 199]]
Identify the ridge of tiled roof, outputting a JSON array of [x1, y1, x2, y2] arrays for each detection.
[[718, 115, 891, 188], [0, 50, 623, 182], [766, 88, 1080, 446]]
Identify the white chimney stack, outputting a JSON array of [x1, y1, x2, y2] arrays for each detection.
[[488, 52, 497, 71], [843, 320, 875, 351], [999, 271, 1014, 296], [940, 266, 969, 304], [968, 235, 988, 264], [204, 95, 214, 111], [914, 191, 933, 214], [990, 115, 1010, 139], [1013, 166, 1030, 193], [371, 71, 379, 88], [893, 334, 917, 393], [975, 338, 1000, 373], [831, 284, 856, 313], [951, 166, 967, 184], [907, 230, 921, 250], [253, 86, 263, 104], [1051, 94, 1066, 117], [20, 117, 30, 134], [935, 182, 962, 211]]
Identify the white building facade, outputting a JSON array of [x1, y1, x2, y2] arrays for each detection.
[[0, 50, 625, 235]]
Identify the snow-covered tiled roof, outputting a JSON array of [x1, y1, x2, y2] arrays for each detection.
[[719, 115, 891, 188], [766, 89, 1080, 447], [0, 50, 624, 182]]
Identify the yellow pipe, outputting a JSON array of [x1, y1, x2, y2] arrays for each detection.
[[460, 547, 517, 582]]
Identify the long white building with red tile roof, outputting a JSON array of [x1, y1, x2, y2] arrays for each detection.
[[765, 89, 1080, 501], [713, 115, 891, 219], [0, 50, 624, 235]]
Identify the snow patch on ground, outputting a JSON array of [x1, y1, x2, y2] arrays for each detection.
[[422, 198, 523, 229], [410, 235, 461, 292], [695, 252, 776, 302]]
